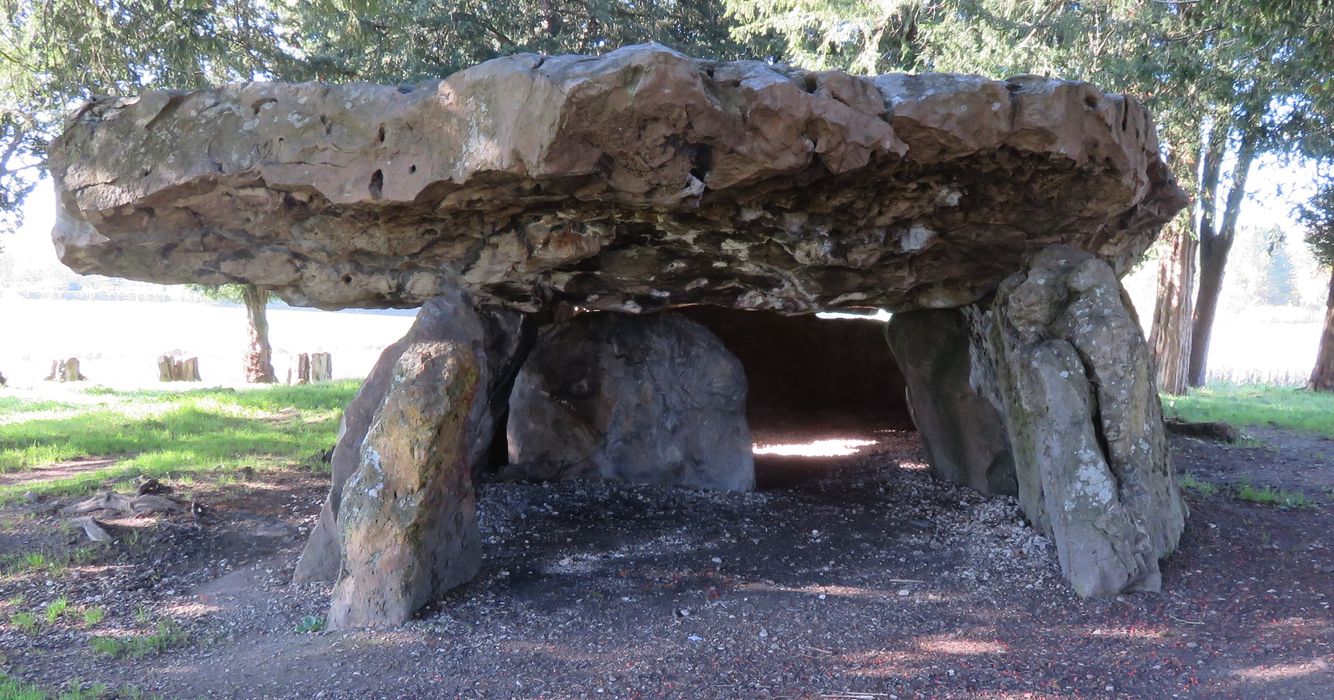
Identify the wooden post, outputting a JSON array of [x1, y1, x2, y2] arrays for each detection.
[[157, 354, 201, 381], [295, 352, 332, 384], [296, 353, 311, 385], [61, 358, 85, 382], [311, 352, 332, 382]]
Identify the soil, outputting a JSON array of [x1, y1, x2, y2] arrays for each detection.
[[1, 424, 1330, 699]]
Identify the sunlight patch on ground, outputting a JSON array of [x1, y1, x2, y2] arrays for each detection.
[[1233, 658, 1329, 681], [161, 600, 223, 619], [1087, 625, 1167, 641], [916, 635, 1008, 655], [752, 438, 878, 457]]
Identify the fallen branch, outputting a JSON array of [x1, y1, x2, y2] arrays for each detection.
[[61, 491, 183, 516]]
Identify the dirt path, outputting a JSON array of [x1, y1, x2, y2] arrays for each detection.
[[0, 457, 119, 487], [1, 431, 1330, 699], [1173, 427, 1334, 500]]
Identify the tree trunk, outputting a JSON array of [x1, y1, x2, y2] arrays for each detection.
[[1310, 268, 1334, 392], [243, 284, 277, 383], [1149, 223, 1197, 395], [1188, 126, 1257, 387]]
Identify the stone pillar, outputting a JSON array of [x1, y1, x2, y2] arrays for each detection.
[[293, 290, 527, 585], [505, 312, 754, 491], [327, 340, 483, 628], [883, 308, 1016, 496], [985, 246, 1186, 597]]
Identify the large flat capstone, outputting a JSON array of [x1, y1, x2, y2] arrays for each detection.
[[49, 45, 1184, 313]]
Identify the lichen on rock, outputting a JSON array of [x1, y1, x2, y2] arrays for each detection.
[[48, 45, 1185, 314]]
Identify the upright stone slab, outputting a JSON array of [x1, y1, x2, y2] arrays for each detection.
[[884, 308, 1016, 495], [506, 312, 754, 491], [987, 246, 1186, 597], [293, 290, 526, 583], [328, 341, 484, 628]]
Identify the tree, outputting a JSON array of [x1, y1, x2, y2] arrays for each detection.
[[1298, 176, 1334, 391], [725, 0, 1334, 392], [3, 1, 778, 383], [190, 284, 278, 383], [2, 1, 296, 381], [285, 0, 776, 83]]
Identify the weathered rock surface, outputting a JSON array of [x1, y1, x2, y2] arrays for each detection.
[[985, 246, 1186, 597], [50, 45, 1184, 314], [884, 308, 1016, 495], [505, 312, 754, 490], [328, 340, 485, 628], [294, 288, 525, 583]]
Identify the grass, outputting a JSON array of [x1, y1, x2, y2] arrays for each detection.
[[89, 619, 188, 659], [1163, 383, 1334, 438], [1235, 482, 1314, 508], [0, 382, 356, 502], [82, 607, 105, 626], [2, 548, 100, 577], [0, 397, 79, 417], [0, 674, 147, 700], [9, 611, 38, 634], [42, 597, 68, 624], [1178, 473, 1220, 496], [0, 673, 45, 700]]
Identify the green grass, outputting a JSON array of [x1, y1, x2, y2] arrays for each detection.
[[0, 397, 79, 417], [1235, 482, 1314, 508], [0, 382, 356, 502], [9, 611, 38, 634], [82, 607, 105, 626], [1163, 383, 1334, 438], [2, 548, 100, 577], [1178, 473, 1220, 496], [0, 673, 46, 700], [89, 619, 189, 659], [43, 597, 68, 624]]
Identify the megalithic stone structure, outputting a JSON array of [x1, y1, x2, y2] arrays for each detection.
[[47, 44, 1191, 623]]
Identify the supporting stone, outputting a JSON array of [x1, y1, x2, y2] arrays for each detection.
[[293, 291, 527, 584], [986, 246, 1186, 597], [327, 340, 483, 628], [884, 309, 1016, 496], [505, 312, 754, 491]]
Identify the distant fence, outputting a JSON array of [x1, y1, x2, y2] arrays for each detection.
[[1207, 367, 1310, 386]]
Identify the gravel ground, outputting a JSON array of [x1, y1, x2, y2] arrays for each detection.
[[1, 429, 1330, 699]]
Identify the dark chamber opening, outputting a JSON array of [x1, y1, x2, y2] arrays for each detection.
[[677, 306, 918, 490]]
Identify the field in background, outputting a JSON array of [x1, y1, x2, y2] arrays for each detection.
[[0, 383, 356, 502], [1, 294, 1326, 391], [0, 298, 415, 388], [1121, 265, 1324, 387], [1165, 383, 1334, 437]]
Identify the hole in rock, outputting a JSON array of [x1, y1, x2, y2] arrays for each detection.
[[675, 306, 916, 491]]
